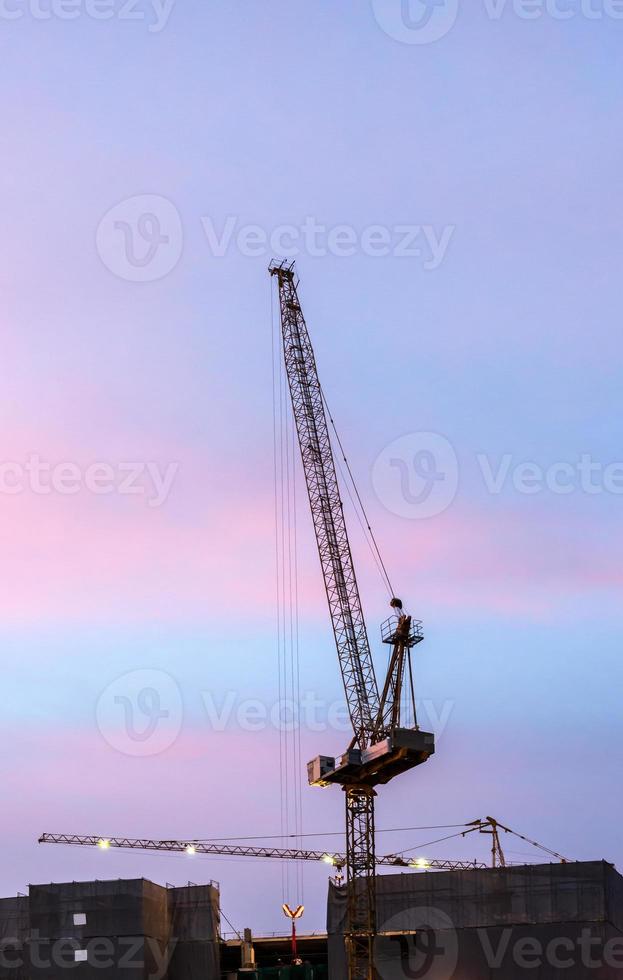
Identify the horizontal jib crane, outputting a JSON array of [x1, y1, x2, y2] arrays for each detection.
[[38, 833, 485, 872]]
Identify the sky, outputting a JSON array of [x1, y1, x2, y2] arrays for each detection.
[[0, 0, 622, 938]]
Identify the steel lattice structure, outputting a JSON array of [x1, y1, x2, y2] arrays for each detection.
[[270, 261, 435, 980], [270, 262, 380, 749], [38, 265, 438, 980], [38, 833, 485, 872], [344, 787, 376, 974], [270, 261, 379, 980], [36, 265, 572, 980]]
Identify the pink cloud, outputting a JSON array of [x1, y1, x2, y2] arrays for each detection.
[[366, 504, 623, 621], [0, 417, 619, 627]]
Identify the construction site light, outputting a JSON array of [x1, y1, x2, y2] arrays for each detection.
[[282, 904, 304, 919], [185, 845, 197, 856], [410, 857, 431, 870], [97, 840, 110, 850]]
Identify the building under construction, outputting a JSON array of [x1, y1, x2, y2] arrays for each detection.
[[329, 860, 623, 979], [0, 878, 220, 980], [12, 269, 619, 980], [2, 861, 623, 978]]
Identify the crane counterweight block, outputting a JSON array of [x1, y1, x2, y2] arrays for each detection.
[[307, 727, 435, 789]]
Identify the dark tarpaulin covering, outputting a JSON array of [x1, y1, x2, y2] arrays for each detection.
[[327, 861, 623, 979], [167, 883, 220, 980], [0, 898, 28, 942], [0, 897, 29, 980], [27, 878, 170, 979], [168, 940, 220, 980], [29, 879, 168, 942], [0, 878, 220, 980]]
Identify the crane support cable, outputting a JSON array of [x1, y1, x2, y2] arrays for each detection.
[[320, 389, 395, 601], [398, 819, 573, 864], [474, 819, 571, 864], [272, 275, 305, 904], [397, 827, 481, 856], [220, 908, 243, 942], [187, 823, 472, 843], [334, 448, 395, 603]]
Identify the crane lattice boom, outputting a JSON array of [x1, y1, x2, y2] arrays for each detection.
[[38, 834, 485, 872], [270, 261, 379, 749]]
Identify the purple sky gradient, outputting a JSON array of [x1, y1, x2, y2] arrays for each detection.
[[0, 0, 621, 935]]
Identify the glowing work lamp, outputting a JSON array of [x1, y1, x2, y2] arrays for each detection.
[[410, 857, 431, 870]]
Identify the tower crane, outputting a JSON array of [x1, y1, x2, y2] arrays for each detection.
[[38, 262, 437, 980], [36, 265, 575, 978], [269, 260, 435, 980]]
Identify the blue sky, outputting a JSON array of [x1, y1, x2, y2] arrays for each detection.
[[0, 0, 621, 936]]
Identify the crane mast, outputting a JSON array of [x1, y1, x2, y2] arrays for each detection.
[[270, 262, 435, 980]]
